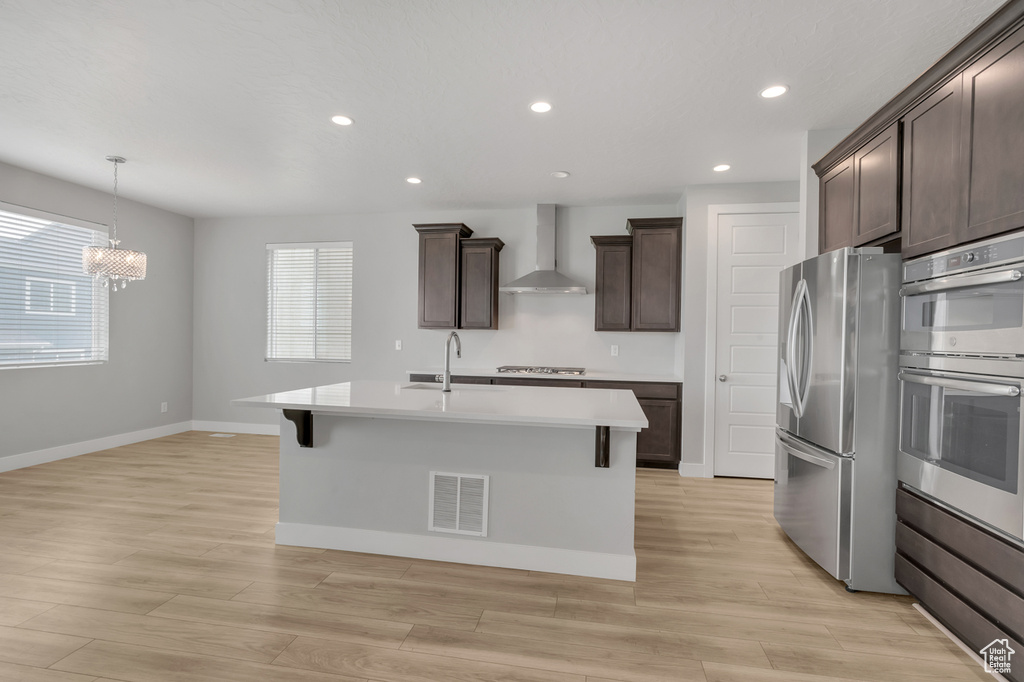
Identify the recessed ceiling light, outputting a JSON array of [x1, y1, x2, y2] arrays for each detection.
[[759, 85, 788, 99], [406, 177, 422, 184], [331, 115, 354, 126], [550, 171, 570, 178], [713, 164, 731, 172], [530, 101, 552, 113]]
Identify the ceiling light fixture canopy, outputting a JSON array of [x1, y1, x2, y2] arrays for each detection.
[[82, 156, 147, 292], [331, 115, 353, 125], [550, 171, 570, 178], [406, 177, 422, 184], [530, 101, 552, 113], [713, 164, 731, 172]]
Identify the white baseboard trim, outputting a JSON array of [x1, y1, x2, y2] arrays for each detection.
[[0, 421, 193, 473], [678, 462, 712, 478], [191, 420, 280, 436], [276, 521, 637, 581]]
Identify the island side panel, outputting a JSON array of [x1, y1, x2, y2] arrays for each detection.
[[276, 413, 637, 580]]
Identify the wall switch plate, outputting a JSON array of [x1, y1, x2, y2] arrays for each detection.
[[395, 340, 402, 350], [611, 345, 619, 357], [160, 402, 168, 413]]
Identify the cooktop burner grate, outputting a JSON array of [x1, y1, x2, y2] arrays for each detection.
[[496, 366, 586, 375]]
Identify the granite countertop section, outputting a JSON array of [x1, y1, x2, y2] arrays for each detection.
[[233, 380, 649, 430], [407, 367, 683, 383]]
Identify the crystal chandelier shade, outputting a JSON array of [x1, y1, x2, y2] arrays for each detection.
[[82, 156, 147, 292]]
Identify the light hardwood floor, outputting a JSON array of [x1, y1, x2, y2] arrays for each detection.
[[0, 431, 990, 681]]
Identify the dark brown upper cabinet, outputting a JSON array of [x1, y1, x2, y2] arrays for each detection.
[[414, 223, 473, 329], [902, 78, 965, 258], [628, 218, 682, 332], [819, 158, 855, 253], [591, 218, 682, 332], [590, 235, 632, 331], [459, 237, 504, 330], [960, 27, 1024, 244], [853, 122, 901, 245], [818, 122, 900, 254]]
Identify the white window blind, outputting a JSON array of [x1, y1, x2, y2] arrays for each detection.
[[0, 207, 108, 369], [267, 242, 353, 362]]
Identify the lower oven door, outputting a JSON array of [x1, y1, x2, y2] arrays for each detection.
[[774, 429, 851, 580], [898, 367, 1024, 540]]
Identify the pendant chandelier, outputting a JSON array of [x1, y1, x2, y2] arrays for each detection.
[[82, 155, 147, 291]]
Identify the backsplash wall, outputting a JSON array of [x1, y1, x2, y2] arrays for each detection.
[[193, 203, 682, 425]]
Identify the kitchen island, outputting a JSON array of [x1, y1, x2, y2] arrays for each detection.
[[233, 380, 647, 580]]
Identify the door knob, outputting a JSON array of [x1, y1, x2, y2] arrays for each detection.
[[718, 375, 727, 382]]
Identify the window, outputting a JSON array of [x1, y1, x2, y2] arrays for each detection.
[[0, 206, 108, 368], [266, 242, 353, 362]]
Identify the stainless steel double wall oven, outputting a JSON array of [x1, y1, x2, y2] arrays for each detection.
[[898, 231, 1024, 543]]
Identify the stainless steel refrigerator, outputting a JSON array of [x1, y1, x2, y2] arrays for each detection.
[[774, 246, 904, 594]]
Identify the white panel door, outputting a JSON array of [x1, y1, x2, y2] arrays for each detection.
[[714, 212, 800, 478]]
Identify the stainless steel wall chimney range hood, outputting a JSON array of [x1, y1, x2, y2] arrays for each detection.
[[499, 204, 587, 294]]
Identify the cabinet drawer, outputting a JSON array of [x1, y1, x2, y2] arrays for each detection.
[[493, 377, 584, 388], [896, 487, 1024, 593], [408, 374, 493, 385], [585, 381, 679, 400], [896, 523, 1024, 639], [896, 554, 1023, 682]]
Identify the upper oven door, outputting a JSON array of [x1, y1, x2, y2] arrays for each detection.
[[897, 366, 1024, 540], [900, 266, 1024, 355]]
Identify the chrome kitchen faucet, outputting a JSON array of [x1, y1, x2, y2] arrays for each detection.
[[442, 331, 461, 392]]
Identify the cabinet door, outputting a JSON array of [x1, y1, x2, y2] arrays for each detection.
[[961, 28, 1024, 242], [853, 122, 900, 245], [418, 231, 459, 328], [636, 398, 680, 464], [901, 77, 965, 259], [591, 236, 632, 331], [819, 158, 855, 253], [630, 224, 681, 331], [460, 239, 502, 330]]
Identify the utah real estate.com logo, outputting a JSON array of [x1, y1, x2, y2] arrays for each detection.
[[980, 638, 1015, 676]]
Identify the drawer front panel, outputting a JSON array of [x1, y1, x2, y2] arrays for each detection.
[[493, 377, 584, 388], [585, 381, 679, 400], [896, 487, 1024, 593], [896, 555, 1023, 682], [897, 523, 1024, 640]]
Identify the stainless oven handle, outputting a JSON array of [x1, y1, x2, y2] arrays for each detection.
[[899, 268, 1021, 296], [898, 371, 1021, 396]]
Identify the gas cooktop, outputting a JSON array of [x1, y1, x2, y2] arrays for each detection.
[[496, 366, 586, 376]]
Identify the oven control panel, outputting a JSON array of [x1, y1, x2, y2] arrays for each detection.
[[903, 231, 1024, 283]]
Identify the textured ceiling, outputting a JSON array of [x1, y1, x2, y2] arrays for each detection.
[[0, 0, 1006, 218]]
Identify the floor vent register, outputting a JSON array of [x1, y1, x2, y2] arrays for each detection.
[[429, 472, 488, 537]]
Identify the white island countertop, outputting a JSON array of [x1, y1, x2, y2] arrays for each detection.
[[233, 380, 649, 430]]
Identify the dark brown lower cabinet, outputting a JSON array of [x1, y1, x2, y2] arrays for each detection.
[[583, 380, 681, 468], [895, 486, 1024, 682], [406, 374, 682, 467]]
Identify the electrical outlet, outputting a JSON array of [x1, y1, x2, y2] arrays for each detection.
[[395, 340, 402, 350], [610, 345, 619, 357], [160, 402, 168, 413]]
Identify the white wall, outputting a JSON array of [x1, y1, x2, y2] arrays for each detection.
[[0, 161, 195, 460], [193, 203, 682, 425], [800, 129, 852, 260], [678, 182, 801, 472]]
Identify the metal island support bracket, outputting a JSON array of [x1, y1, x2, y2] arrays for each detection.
[[595, 426, 610, 468], [283, 409, 313, 447]]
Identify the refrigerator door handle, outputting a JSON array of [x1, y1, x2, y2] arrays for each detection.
[[777, 431, 837, 470], [797, 281, 814, 413], [786, 282, 803, 416]]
